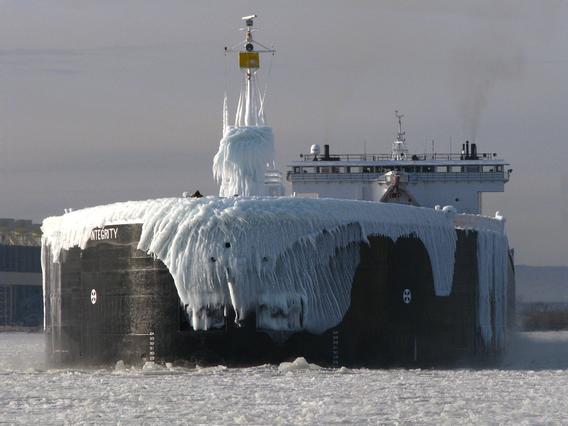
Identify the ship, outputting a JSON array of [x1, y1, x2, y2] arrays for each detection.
[[42, 15, 515, 367]]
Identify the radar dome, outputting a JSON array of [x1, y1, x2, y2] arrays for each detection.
[[310, 144, 321, 155]]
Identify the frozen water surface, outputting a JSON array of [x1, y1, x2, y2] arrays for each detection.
[[1, 333, 567, 424]]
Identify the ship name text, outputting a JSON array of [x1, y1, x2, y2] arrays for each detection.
[[90, 227, 119, 241]]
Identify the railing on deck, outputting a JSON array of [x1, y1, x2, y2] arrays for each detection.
[[288, 171, 509, 183], [298, 152, 500, 162]]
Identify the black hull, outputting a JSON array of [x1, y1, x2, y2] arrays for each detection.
[[44, 224, 515, 367]]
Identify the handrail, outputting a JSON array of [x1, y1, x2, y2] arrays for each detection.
[[298, 152, 500, 162], [287, 171, 509, 183]]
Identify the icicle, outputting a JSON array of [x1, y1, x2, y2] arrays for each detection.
[[234, 68, 265, 128], [256, 77, 266, 125], [244, 73, 254, 126], [235, 85, 244, 127], [222, 92, 229, 137]]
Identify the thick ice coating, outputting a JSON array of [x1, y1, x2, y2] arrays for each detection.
[[213, 126, 274, 197], [42, 197, 459, 334], [456, 213, 509, 349]]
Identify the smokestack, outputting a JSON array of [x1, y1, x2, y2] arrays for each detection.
[[471, 143, 478, 159], [466, 141, 470, 159], [324, 144, 330, 160]]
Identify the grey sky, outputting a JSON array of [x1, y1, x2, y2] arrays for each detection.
[[0, 1, 567, 266]]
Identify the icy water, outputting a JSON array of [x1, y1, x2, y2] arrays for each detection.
[[1, 333, 567, 424]]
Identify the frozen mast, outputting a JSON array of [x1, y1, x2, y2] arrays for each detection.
[[213, 15, 282, 197], [231, 14, 274, 127]]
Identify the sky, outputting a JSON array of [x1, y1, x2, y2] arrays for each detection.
[[0, 0, 567, 266]]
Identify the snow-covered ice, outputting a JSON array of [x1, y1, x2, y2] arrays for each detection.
[[277, 357, 321, 373], [0, 332, 567, 424]]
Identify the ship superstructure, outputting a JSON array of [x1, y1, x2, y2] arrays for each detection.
[[288, 112, 510, 214]]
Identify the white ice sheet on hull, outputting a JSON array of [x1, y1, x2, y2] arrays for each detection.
[[476, 231, 509, 349], [455, 213, 509, 349], [42, 197, 458, 334]]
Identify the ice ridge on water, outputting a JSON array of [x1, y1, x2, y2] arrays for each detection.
[[43, 197, 461, 334]]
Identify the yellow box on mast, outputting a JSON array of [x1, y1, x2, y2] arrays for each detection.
[[239, 52, 260, 69]]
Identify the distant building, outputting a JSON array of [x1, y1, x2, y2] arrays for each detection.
[[0, 219, 42, 329]]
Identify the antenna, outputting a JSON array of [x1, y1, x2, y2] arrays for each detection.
[[225, 14, 276, 55], [242, 14, 257, 23], [224, 15, 276, 127], [395, 110, 405, 142], [391, 110, 409, 160]]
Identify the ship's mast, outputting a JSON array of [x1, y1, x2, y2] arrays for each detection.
[[224, 15, 275, 128], [391, 110, 409, 160], [214, 16, 282, 198], [396, 110, 405, 143]]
